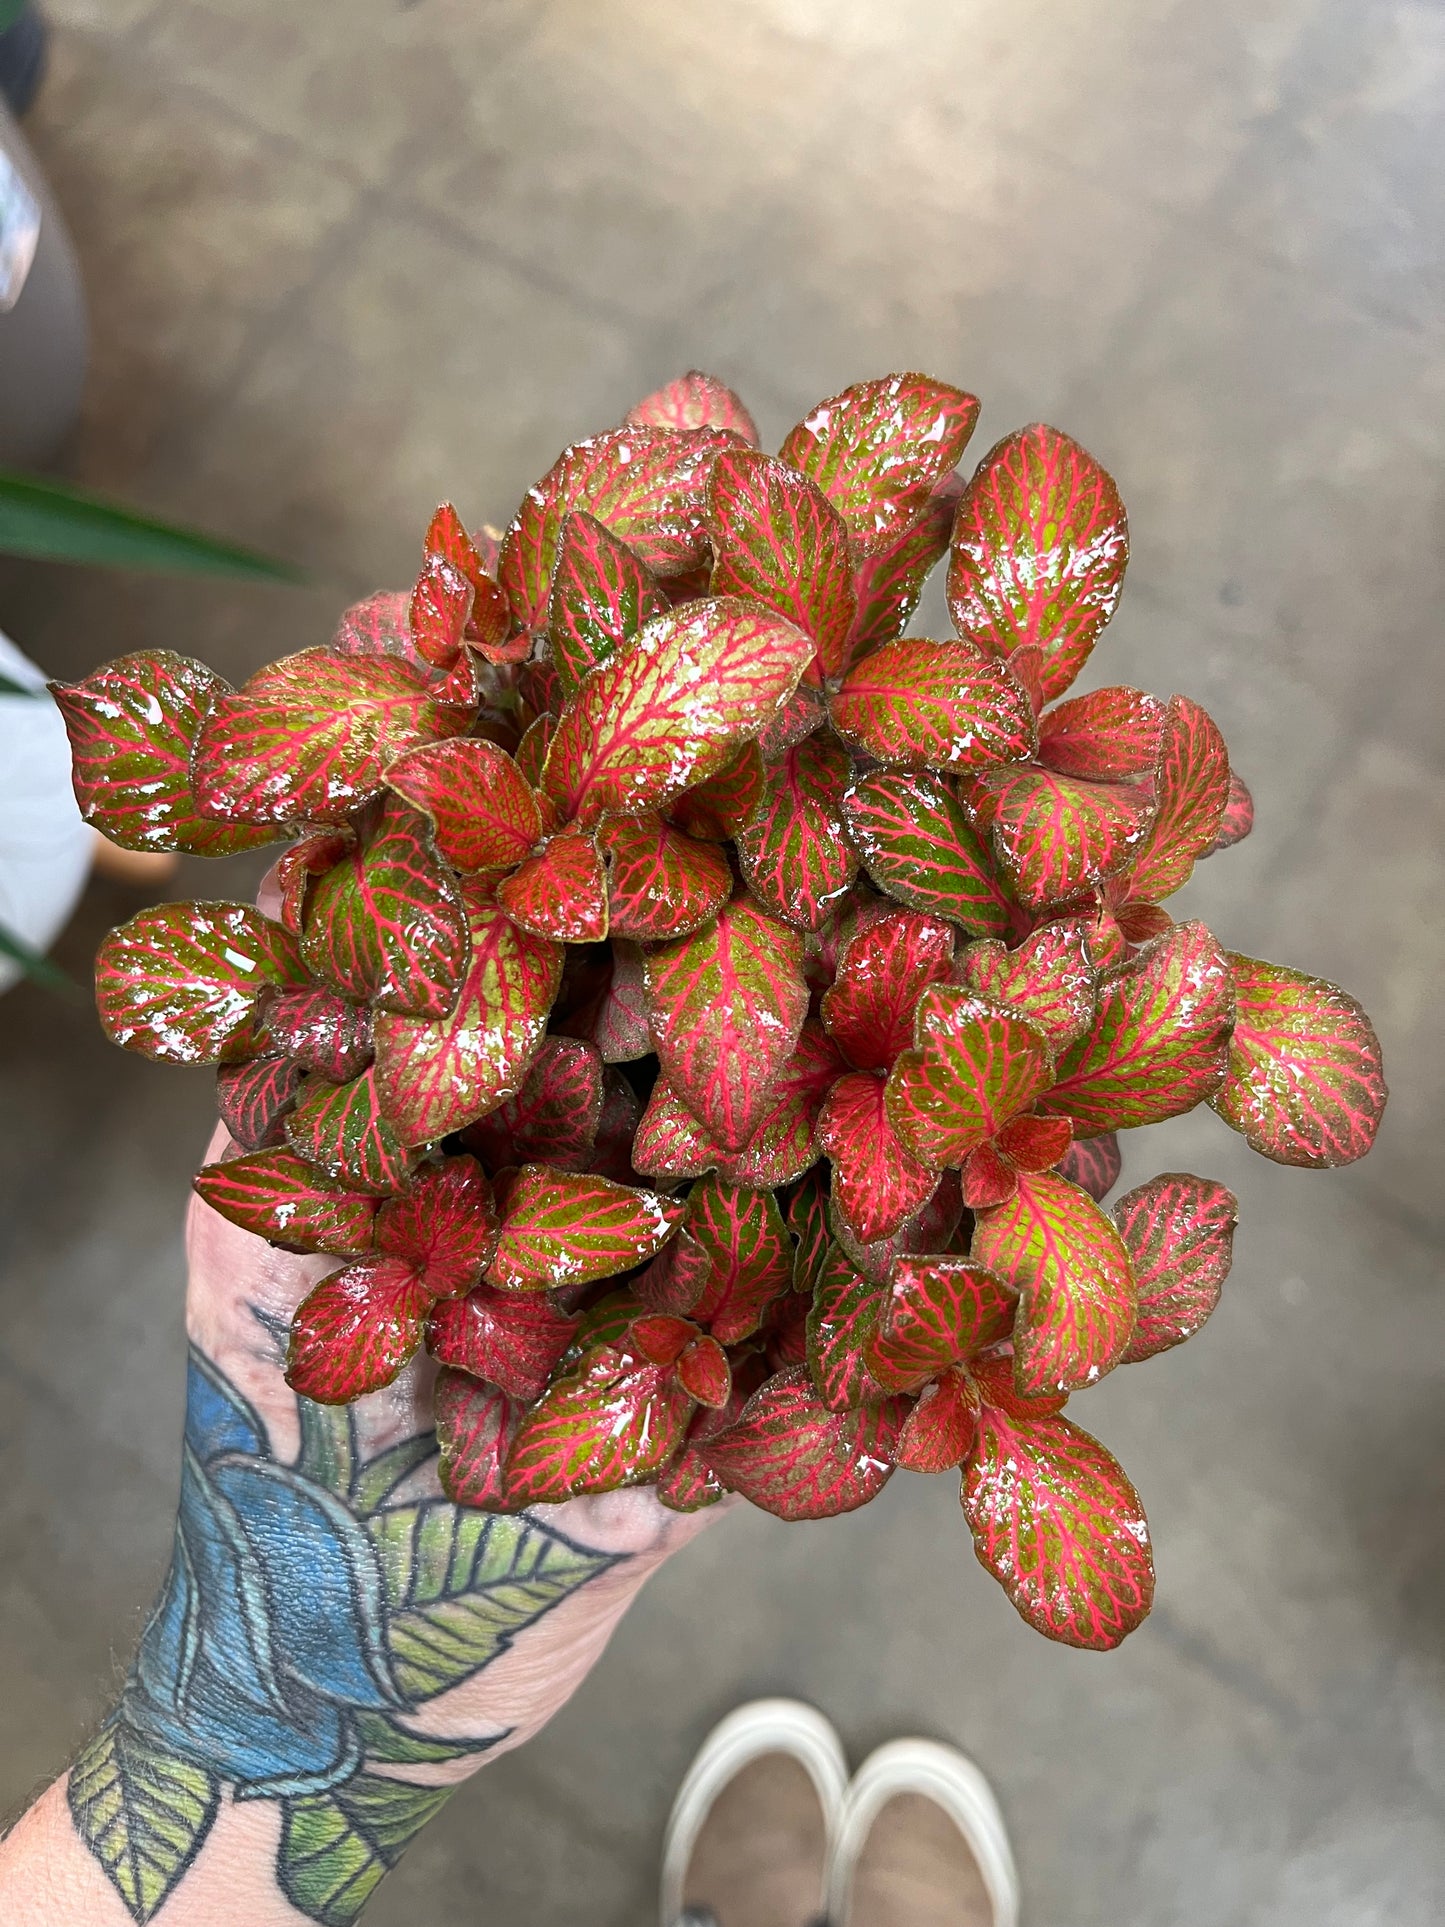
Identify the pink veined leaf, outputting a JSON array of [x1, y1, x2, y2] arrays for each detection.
[[626, 370, 760, 442], [847, 474, 962, 665], [263, 986, 374, 1084], [668, 740, 765, 840], [276, 829, 353, 937], [894, 1368, 979, 1473], [583, 938, 652, 1065], [806, 1246, 887, 1411], [1113, 1173, 1238, 1363], [865, 1256, 1018, 1393], [995, 1110, 1073, 1173], [818, 1072, 938, 1247], [385, 738, 543, 874], [717, 1019, 843, 1189], [831, 1167, 965, 1286], [515, 657, 563, 731], [628, 1313, 698, 1368], [51, 651, 280, 856], [434, 1371, 525, 1510], [756, 680, 827, 759], [503, 1342, 695, 1502], [286, 1257, 433, 1404], [886, 987, 1056, 1168], [634, 1225, 715, 1317], [700, 1364, 909, 1520], [286, 1064, 413, 1196], [95, 901, 305, 1066], [706, 447, 857, 677], [191, 648, 471, 827], [687, 1174, 793, 1345], [779, 373, 980, 554], [331, 589, 412, 660], [809, 887, 896, 986], [193, 1147, 378, 1256], [1206, 769, 1254, 855], [1040, 921, 1235, 1136], [497, 831, 609, 942], [968, 1345, 1069, 1422], [462, 1035, 604, 1173], [971, 1169, 1137, 1397], [843, 770, 1015, 937], [541, 597, 815, 827], [1125, 696, 1231, 903], [788, 1168, 832, 1297], [215, 1054, 301, 1151], [632, 1075, 723, 1183], [959, 1138, 1022, 1210], [947, 423, 1129, 704], [514, 714, 555, 790], [596, 810, 732, 942], [678, 1335, 732, 1408], [427, 1284, 579, 1402], [1058, 1132, 1122, 1201], [589, 1067, 642, 1184], [1036, 686, 1167, 781], [829, 637, 1037, 774], [547, 509, 671, 695], [962, 1403, 1154, 1649], [1209, 953, 1386, 1167], [486, 1164, 684, 1292], [764, 1289, 812, 1371], [423, 502, 512, 656], [372, 887, 562, 1145], [737, 731, 859, 932], [408, 552, 472, 669], [644, 899, 809, 1154], [300, 799, 470, 1019], [821, 909, 957, 1072], [374, 1155, 498, 1296], [979, 764, 1154, 908], [955, 922, 1097, 1053]]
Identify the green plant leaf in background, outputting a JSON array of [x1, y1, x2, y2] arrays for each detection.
[[0, 471, 302, 580], [0, 2, 28, 33], [0, 917, 78, 992]]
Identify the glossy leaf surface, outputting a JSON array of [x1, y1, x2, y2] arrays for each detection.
[[707, 448, 856, 675], [487, 1165, 683, 1292], [434, 1371, 523, 1510], [843, 770, 1012, 935], [375, 1156, 497, 1296], [894, 1369, 978, 1472], [214, 1054, 300, 1151], [194, 1148, 377, 1257], [1125, 696, 1230, 902], [701, 1364, 907, 1520], [427, 1287, 578, 1403], [626, 370, 759, 441], [818, 1071, 937, 1247], [737, 731, 858, 932], [687, 1175, 793, 1345], [286, 1066, 412, 1197], [865, 1257, 1017, 1393], [547, 509, 670, 694], [384, 739, 542, 875], [830, 638, 1036, 773], [848, 475, 961, 660], [886, 989, 1055, 1167], [497, 832, 609, 942], [503, 1344, 693, 1502], [821, 910, 955, 1071], [263, 986, 373, 1084], [286, 1259, 431, 1404], [95, 902, 303, 1065], [597, 810, 731, 941], [1115, 1174, 1238, 1363], [957, 922, 1096, 1052], [981, 765, 1152, 908], [1036, 686, 1166, 780], [806, 1249, 885, 1411], [462, 1035, 603, 1173]]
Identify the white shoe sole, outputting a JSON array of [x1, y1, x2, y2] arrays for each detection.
[[827, 1737, 1020, 1927], [660, 1698, 850, 1927]]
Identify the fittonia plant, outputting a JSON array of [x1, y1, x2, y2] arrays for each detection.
[[56, 371, 1386, 1650]]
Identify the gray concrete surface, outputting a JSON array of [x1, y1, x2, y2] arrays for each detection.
[[1, 3, 1442, 1922]]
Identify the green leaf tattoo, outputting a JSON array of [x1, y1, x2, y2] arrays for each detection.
[[68, 1718, 220, 1924]]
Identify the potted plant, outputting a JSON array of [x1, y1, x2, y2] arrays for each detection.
[[55, 369, 1385, 1651]]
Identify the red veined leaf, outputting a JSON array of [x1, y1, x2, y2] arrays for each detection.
[[700, 1364, 908, 1520], [718, 1019, 843, 1189], [576, 939, 649, 1065], [286, 1064, 413, 1196], [886, 988, 1055, 1167], [589, 1069, 642, 1185], [1114, 899, 1174, 944], [503, 1343, 694, 1501], [626, 370, 759, 442], [215, 1054, 300, 1151], [52, 651, 279, 856], [756, 680, 827, 758], [385, 738, 543, 874], [968, 1345, 1068, 1421], [894, 1368, 978, 1473], [264, 987, 373, 1084], [373, 891, 561, 1145], [656, 1443, 727, 1513], [1058, 1132, 1121, 1201], [821, 909, 956, 1072], [865, 1256, 1018, 1393], [1114, 1173, 1237, 1364], [848, 474, 962, 663], [515, 657, 563, 731], [462, 1035, 603, 1173], [961, 1405, 1153, 1649], [1040, 922, 1234, 1135], [687, 1174, 792, 1345], [788, 1168, 831, 1297], [408, 551, 472, 669], [737, 731, 858, 932], [1207, 769, 1254, 854], [375, 1155, 497, 1296], [677, 1335, 731, 1408], [423, 502, 511, 654], [809, 887, 896, 986], [547, 509, 670, 695], [707, 448, 857, 676], [818, 1071, 937, 1247], [764, 1290, 812, 1370], [331, 589, 412, 660], [193, 1147, 377, 1256], [995, 1111, 1073, 1173], [301, 800, 469, 1019], [632, 1076, 722, 1182], [779, 374, 980, 554], [286, 1257, 432, 1404], [570, 1290, 646, 1353], [276, 829, 353, 937], [947, 424, 1129, 704], [487, 1164, 684, 1292], [628, 1313, 697, 1367], [634, 1226, 714, 1317], [980, 764, 1153, 908], [501, 424, 737, 630], [644, 900, 809, 1153], [427, 1284, 579, 1402], [497, 831, 609, 942], [831, 1168, 964, 1286], [192, 648, 470, 826], [1036, 686, 1166, 780], [435, 1371, 524, 1510], [806, 1247, 886, 1411], [95, 901, 304, 1065], [541, 597, 814, 827], [514, 713, 555, 789], [1126, 696, 1230, 903], [830, 637, 1036, 774], [1210, 953, 1386, 1167], [843, 770, 1014, 937], [956, 922, 1097, 1051], [596, 810, 731, 942], [960, 1139, 1020, 1209], [669, 740, 764, 839], [971, 1169, 1136, 1396]]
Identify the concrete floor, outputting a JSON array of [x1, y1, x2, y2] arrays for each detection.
[[1, 1, 1443, 1921]]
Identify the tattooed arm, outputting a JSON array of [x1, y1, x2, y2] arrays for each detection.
[[0, 1126, 721, 1926]]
